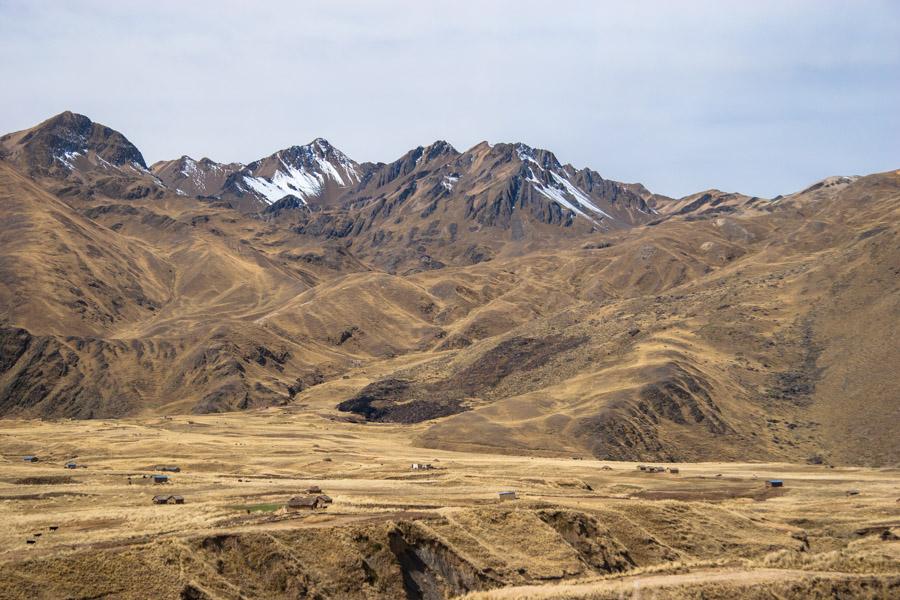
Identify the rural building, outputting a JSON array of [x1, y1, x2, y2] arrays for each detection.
[[152, 475, 169, 484], [668, 467, 680, 474], [153, 495, 185, 505], [287, 496, 323, 510], [156, 465, 180, 472], [411, 463, 434, 470], [65, 462, 78, 469], [498, 491, 518, 501], [765, 479, 784, 488], [23, 456, 39, 463]]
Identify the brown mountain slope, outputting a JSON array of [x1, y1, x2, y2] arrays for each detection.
[[0, 162, 172, 337], [0, 159, 372, 416], [0, 112, 896, 466], [328, 171, 900, 465], [651, 188, 769, 218]]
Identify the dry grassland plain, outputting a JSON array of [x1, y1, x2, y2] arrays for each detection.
[[1, 410, 897, 599]]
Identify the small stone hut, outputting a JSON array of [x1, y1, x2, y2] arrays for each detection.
[[287, 496, 323, 510]]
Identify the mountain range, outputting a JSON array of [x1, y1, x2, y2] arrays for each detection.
[[1, 111, 897, 467]]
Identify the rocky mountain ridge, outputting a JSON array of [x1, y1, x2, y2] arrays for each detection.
[[0, 111, 896, 467]]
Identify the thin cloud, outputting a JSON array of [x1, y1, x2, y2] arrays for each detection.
[[1, 0, 897, 197]]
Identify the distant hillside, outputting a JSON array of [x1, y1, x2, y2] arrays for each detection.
[[0, 112, 897, 466]]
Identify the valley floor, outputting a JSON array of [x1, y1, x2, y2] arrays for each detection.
[[0, 410, 898, 599]]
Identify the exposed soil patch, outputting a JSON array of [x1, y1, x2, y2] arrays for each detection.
[[8, 475, 76, 485], [633, 486, 785, 502], [337, 335, 587, 423]]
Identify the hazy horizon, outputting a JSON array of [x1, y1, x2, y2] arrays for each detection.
[[1, 0, 898, 198]]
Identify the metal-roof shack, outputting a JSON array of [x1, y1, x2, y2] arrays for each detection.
[[23, 456, 39, 463], [766, 479, 784, 488]]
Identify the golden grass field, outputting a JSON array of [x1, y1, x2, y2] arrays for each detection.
[[1, 409, 897, 599]]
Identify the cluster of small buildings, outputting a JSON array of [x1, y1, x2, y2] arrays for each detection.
[[23, 455, 88, 468], [410, 463, 435, 470], [637, 465, 679, 474]]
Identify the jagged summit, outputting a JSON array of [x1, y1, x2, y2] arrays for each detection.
[[0, 111, 168, 199], [217, 138, 362, 209], [0, 111, 147, 175]]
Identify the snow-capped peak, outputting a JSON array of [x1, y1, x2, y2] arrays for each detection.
[[241, 139, 361, 205]]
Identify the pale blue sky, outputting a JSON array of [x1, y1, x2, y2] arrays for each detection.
[[1, 0, 898, 197]]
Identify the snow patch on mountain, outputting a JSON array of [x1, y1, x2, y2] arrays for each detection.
[[243, 162, 325, 204], [516, 144, 537, 164], [55, 151, 82, 170], [522, 165, 615, 224], [549, 172, 614, 220]]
